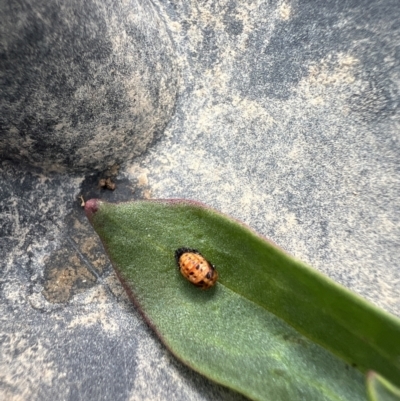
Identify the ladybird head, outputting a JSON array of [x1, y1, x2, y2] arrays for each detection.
[[175, 247, 200, 266]]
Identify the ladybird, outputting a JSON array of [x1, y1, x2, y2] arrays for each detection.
[[175, 248, 218, 289]]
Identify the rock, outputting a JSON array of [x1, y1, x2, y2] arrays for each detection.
[[0, 0, 178, 172]]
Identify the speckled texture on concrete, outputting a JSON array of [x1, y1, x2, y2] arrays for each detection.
[[1, 0, 400, 400], [0, 0, 178, 172]]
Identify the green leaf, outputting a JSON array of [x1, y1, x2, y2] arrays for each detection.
[[85, 199, 400, 401], [367, 372, 400, 401]]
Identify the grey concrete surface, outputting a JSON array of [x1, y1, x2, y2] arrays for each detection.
[[1, 0, 400, 400]]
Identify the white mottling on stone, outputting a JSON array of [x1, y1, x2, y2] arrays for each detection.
[[0, 335, 57, 401], [279, 2, 292, 21], [67, 285, 123, 334]]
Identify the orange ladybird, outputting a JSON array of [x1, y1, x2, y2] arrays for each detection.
[[175, 248, 218, 289]]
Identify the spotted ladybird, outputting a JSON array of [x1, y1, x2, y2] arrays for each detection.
[[175, 248, 218, 289]]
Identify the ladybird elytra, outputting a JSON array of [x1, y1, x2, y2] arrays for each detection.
[[175, 248, 218, 289]]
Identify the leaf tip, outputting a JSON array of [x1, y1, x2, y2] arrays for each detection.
[[84, 198, 101, 218]]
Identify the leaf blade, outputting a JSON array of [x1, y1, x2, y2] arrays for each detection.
[[86, 199, 400, 401]]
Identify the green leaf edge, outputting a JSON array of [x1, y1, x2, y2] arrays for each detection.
[[367, 372, 400, 401]]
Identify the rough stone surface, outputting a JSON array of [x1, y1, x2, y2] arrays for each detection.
[[0, 0, 178, 172], [1, 0, 400, 400]]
